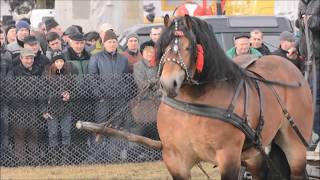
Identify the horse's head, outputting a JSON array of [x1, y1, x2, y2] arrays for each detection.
[[157, 15, 245, 97], [157, 15, 202, 97]]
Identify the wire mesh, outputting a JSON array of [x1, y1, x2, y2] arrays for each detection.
[[0, 74, 161, 167]]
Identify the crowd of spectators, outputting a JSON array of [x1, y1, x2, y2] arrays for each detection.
[[0, 18, 162, 166]]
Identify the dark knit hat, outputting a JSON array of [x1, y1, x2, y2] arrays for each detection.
[[69, 33, 84, 41], [5, 24, 16, 36], [280, 31, 295, 42], [16, 20, 30, 32], [103, 30, 117, 42], [126, 33, 139, 42], [45, 19, 59, 32], [51, 50, 65, 62]]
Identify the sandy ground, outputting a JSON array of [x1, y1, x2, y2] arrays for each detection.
[[0, 161, 220, 180]]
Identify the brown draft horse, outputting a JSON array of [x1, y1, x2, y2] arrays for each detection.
[[156, 15, 313, 180]]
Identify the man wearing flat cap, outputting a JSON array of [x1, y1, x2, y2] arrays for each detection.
[[45, 18, 63, 37], [63, 33, 90, 74], [12, 36, 50, 73], [271, 31, 303, 71], [9, 47, 42, 76], [8, 48, 42, 165], [61, 26, 80, 51], [121, 33, 143, 73], [226, 33, 262, 59]]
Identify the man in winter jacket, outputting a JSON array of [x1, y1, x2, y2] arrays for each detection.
[[0, 28, 12, 77], [271, 31, 304, 71], [226, 34, 262, 59], [250, 29, 270, 55], [63, 33, 90, 74], [8, 48, 42, 165], [121, 33, 143, 73], [7, 20, 30, 59], [295, 0, 320, 146], [87, 30, 131, 163]]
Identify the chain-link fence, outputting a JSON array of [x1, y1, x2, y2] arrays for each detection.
[[0, 74, 161, 167]]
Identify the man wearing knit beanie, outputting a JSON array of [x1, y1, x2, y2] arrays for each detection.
[[45, 19, 63, 37], [88, 29, 129, 162], [90, 23, 115, 56], [7, 20, 30, 59], [121, 33, 142, 73], [88, 29, 128, 75], [5, 24, 16, 44]]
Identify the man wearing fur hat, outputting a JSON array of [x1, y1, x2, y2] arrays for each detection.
[[7, 20, 30, 59], [121, 33, 143, 73]]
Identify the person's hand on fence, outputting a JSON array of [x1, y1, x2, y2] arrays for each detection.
[[61, 91, 70, 102], [43, 112, 53, 120]]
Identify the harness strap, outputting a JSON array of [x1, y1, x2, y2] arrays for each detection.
[[254, 80, 264, 138], [248, 71, 310, 147], [226, 79, 245, 117], [243, 81, 249, 124], [247, 75, 301, 88], [162, 96, 258, 144]]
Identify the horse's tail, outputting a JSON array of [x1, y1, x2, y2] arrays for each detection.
[[76, 121, 162, 150]]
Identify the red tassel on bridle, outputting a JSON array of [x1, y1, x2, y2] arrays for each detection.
[[196, 44, 204, 73]]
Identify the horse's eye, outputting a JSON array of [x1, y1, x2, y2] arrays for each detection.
[[185, 47, 190, 51]]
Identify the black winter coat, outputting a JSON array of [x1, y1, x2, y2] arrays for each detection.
[[271, 48, 304, 71], [295, 0, 320, 58], [0, 45, 12, 77]]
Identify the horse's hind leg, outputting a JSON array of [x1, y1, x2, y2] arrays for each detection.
[[162, 149, 192, 180], [216, 149, 242, 180], [275, 130, 309, 180]]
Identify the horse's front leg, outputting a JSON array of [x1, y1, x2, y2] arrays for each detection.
[[162, 147, 194, 180], [216, 148, 242, 180]]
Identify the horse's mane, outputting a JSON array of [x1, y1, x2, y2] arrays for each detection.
[[156, 16, 246, 87]]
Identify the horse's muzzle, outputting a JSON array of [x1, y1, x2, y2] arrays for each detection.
[[160, 78, 181, 98]]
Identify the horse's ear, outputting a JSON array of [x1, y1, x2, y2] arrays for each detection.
[[164, 14, 172, 27], [184, 14, 192, 30]]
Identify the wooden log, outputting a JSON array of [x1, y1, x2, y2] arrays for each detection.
[[76, 121, 162, 150]]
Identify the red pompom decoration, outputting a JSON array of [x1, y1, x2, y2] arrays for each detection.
[[196, 44, 204, 73]]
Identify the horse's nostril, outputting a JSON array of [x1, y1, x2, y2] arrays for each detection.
[[173, 80, 177, 89]]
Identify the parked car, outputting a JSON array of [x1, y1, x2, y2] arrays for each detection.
[[118, 16, 293, 52]]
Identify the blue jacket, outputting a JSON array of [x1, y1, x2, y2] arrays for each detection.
[[88, 50, 129, 75]]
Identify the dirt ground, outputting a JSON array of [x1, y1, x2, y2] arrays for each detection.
[[0, 161, 220, 180]]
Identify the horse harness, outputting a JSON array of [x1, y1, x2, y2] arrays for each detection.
[[161, 68, 309, 180]]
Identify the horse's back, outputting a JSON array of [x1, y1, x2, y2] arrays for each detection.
[[249, 55, 303, 81]]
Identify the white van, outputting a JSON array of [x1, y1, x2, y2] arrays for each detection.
[[30, 9, 55, 29]]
